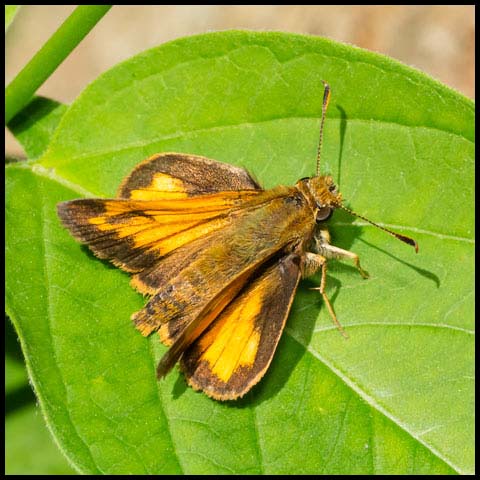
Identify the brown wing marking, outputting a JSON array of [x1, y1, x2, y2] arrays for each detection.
[[118, 152, 261, 200], [179, 253, 302, 400]]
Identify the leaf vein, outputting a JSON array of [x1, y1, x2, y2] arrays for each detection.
[[312, 322, 474, 335], [44, 115, 473, 167], [286, 327, 465, 474]]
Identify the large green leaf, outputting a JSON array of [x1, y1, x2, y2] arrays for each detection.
[[6, 31, 473, 474]]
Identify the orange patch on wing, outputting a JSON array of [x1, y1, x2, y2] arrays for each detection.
[[196, 287, 264, 383], [88, 210, 230, 255], [152, 262, 258, 375], [128, 172, 188, 201], [144, 216, 229, 255], [86, 191, 262, 256], [97, 191, 259, 215]]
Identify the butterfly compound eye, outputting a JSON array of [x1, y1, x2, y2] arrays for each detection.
[[316, 206, 333, 222]]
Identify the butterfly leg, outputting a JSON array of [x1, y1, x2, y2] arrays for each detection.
[[304, 252, 349, 338], [312, 227, 369, 279]]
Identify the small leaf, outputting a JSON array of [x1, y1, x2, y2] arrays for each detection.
[[6, 31, 473, 474]]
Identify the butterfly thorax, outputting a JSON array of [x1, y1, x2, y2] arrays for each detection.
[[295, 175, 342, 223]]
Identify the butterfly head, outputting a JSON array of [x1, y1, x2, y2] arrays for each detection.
[[298, 175, 342, 222]]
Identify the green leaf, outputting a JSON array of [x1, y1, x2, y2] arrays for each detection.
[[5, 318, 76, 474], [6, 404, 77, 474], [5, 354, 28, 393], [6, 31, 473, 474], [5, 5, 20, 32], [5, 317, 29, 393], [8, 96, 68, 159]]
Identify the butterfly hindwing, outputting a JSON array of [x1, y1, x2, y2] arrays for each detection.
[[178, 253, 302, 400], [118, 152, 261, 200]]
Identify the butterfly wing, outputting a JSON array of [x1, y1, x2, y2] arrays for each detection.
[[174, 253, 302, 400], [130, 187, 311, 340], [57, 190, 261, 276], [57, 153, 263, 278], [118, 152, 261, 199], [58, 153, 315, 383]]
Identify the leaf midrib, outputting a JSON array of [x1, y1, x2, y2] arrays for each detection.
[[10, 163, 471, 243]]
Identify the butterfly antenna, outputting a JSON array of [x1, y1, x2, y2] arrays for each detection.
[[338, 204, 419, 253], [316, 80, 331, 176]]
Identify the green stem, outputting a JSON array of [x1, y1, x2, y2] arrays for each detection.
[[5, 5, 112, 124]]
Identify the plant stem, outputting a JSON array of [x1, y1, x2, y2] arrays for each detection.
[[5, 5, 112, 124]]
